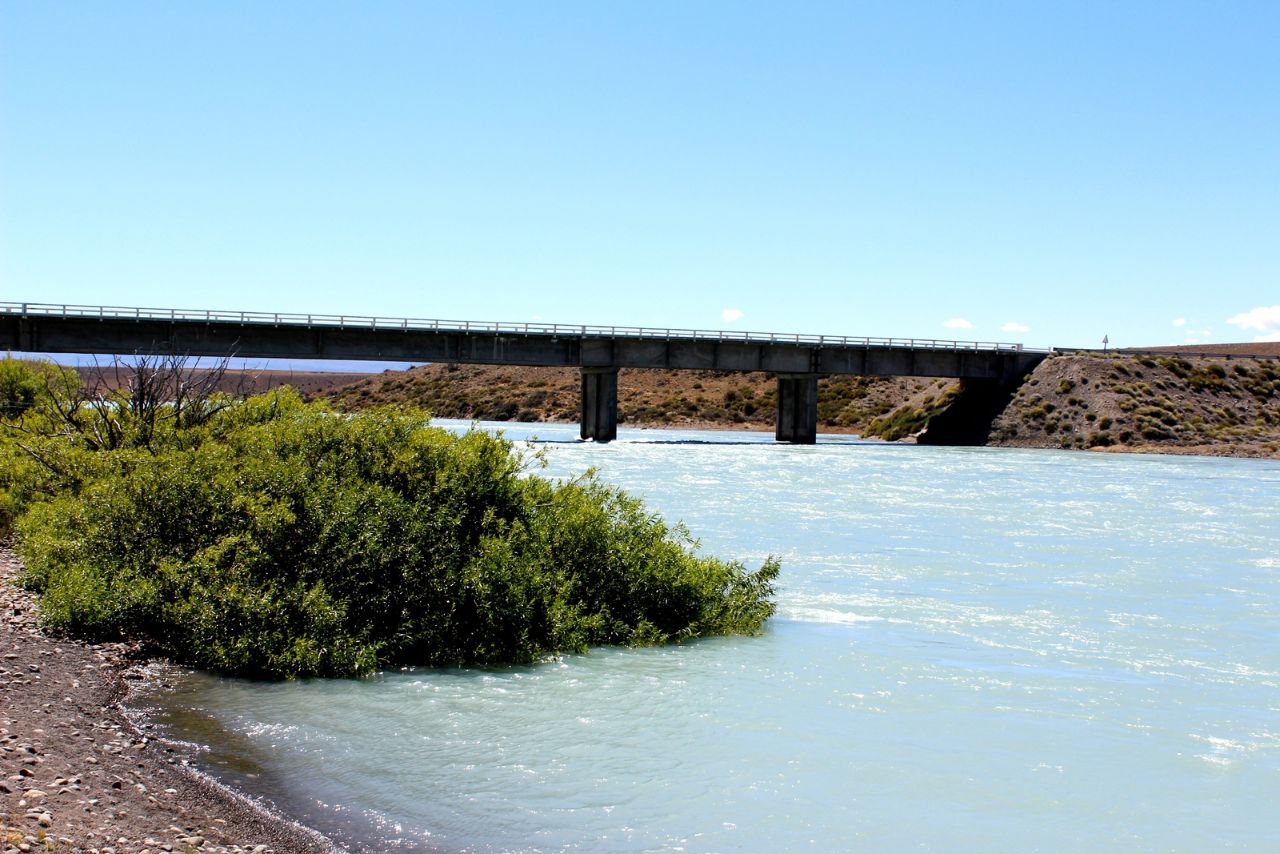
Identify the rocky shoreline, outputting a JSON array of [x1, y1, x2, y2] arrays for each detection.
[[0, 545, 342, 854]]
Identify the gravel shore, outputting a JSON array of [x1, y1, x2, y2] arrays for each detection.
[[1, 545, 344, 854]]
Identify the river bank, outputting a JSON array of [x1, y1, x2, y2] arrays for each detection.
[[0, 545, 342, 854]]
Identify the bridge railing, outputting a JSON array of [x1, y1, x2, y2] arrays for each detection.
[[1, 301, 1041, 353]]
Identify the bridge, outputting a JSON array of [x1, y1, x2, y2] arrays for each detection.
[[0, 302, 1048, 443]]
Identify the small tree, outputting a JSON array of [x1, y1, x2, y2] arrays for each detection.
[[17, 352, 249, 453], [1, 352, 251, 527]]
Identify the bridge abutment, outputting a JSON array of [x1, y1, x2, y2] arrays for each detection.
[[580, 367, 619, 442], [775, 373, 818, 444]]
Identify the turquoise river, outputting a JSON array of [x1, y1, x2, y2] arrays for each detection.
[[138, 422, 1280, 852]]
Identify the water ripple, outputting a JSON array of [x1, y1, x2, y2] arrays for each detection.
[[140, 424, 1280, 852]]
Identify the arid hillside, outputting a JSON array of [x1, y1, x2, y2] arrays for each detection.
[[319, 351, 1280, 459], [985, 353, 1280, 458], [322, 363, 954, 435], [80, 365, 375, 397]]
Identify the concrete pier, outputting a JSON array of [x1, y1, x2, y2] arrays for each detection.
[[580, 367, 619, 442], [775, 374, 818, 444]]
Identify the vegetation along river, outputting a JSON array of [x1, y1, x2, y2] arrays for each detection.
[[138, 421, 1280, 852]]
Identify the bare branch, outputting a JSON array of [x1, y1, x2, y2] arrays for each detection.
[[13, 440, 66, 477]]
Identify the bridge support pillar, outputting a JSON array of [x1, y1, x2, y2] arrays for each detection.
[[776, 374, 818, 444], [580, 367, 619, 442]]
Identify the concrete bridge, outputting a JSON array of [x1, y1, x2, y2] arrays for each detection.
[[0, 302, 1048, 443]]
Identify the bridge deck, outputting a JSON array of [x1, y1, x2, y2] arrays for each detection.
[[1, 302, 1050, 443], [0, 302, 1045, 381], [2, 302, 1030, 351]]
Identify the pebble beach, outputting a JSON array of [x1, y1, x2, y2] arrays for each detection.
[[0, 545, 342, 854]]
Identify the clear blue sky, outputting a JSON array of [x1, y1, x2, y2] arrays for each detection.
[[3, 1, 1278, 349]]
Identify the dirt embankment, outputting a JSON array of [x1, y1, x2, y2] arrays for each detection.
[[986, 353, 1280, 458], [322, 364, 954, 435]]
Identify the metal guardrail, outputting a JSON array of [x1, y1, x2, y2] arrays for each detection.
[[1055, 347, 1280, 361], [1, 302, 1042, 353]]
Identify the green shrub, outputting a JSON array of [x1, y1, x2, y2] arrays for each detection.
[[11, 389, 778, 678], [1154, 356, 1192, 378], [1, 358, 77, 419], [1185, 363, 1231, 393], [1025, 401, 1055, 420], [862, 385, 962, 442], [1086, 432, 1113, 448], [1134, 405, 1178, 426], [0, 359, 88, 533], [1113, 382, 1150, 397]]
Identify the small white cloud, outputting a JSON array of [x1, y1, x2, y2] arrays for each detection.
[[943, 317, 974, 330], [1000, 321, 1030, 334], [1227, 305, 1280, 340], [721, 308, 744, 323], [1172, 318, 1186, 327]]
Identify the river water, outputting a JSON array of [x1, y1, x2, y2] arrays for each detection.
[[139, 422, 1280, 852]]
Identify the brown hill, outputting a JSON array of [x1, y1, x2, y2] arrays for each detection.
[[80, 365, 374, 397], [321, 353, 1280, 458], [984, 353, 1280, 458], [323, 363, 954, 435]]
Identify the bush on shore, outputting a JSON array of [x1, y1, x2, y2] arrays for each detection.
[[2, 358, 778, 678]]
